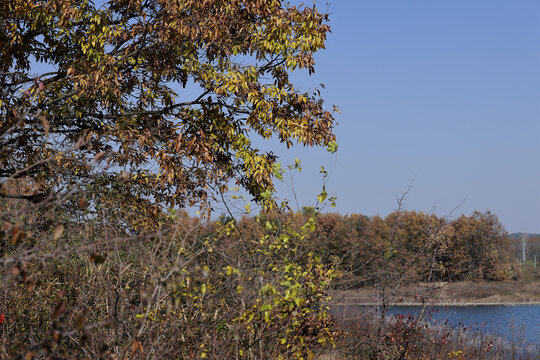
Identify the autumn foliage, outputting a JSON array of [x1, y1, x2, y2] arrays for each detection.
[[207, 208, 519, 288], [1, 0, 335, 222], [0, 0, 529, 359], [301, 209, 519, 285]]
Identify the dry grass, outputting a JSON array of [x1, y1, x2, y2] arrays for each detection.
[[331, 281, 540, 306]]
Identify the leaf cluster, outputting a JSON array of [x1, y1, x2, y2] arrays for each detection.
[[1, 0, 335, 220]]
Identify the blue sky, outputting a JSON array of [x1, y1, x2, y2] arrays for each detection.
[[266, 0, 540, 233], [28, 1, 539, 232]]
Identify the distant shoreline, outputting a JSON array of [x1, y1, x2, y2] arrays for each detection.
[[333, 302, 540, 306], [330, 280, 540, 308]]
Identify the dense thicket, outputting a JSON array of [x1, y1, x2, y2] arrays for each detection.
[[2, 203, 341, 359], [0, 201, 527, 358]]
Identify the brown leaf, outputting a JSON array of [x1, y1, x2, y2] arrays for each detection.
[[11, 266, 20, 276], [53, 225, 64, 240], [11, 226, 25, 244], [51, 300, 67, 320], [40, 116, 50, 135], [89, 253, 106, 264], [74, 314, 86, 330], [92, 151, 106, 164], [132, 340, 144, 355], [51, 292, 67, 320], [52, 329, 61, 342]]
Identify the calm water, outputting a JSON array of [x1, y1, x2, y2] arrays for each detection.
[[384, 305, 540, 344]]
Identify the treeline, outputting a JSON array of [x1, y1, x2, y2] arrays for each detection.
[[216, 209, 521, 286]]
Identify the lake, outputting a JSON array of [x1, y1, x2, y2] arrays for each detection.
[[383, 305, 540, 345]]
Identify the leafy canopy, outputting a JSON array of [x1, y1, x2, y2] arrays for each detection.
[[0, 0, 335, 220]]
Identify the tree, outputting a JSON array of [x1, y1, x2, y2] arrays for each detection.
[[1, 2, 339, 358], [437, 211, 516, 281], [1, 0, 335, 225]]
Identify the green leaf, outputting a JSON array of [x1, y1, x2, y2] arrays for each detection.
[[326, 140, 338, 153], [317, 188, 327, 203]]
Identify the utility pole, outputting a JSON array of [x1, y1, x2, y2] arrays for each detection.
[[521, 233, 528, 266], [534, 254, 537, 272]]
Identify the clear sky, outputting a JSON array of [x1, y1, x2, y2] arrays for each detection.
[[28, 1, 539, 232], [266, 0, 540, 233]]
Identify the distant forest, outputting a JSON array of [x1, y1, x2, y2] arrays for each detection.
[[188, 209, 537, 287]]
